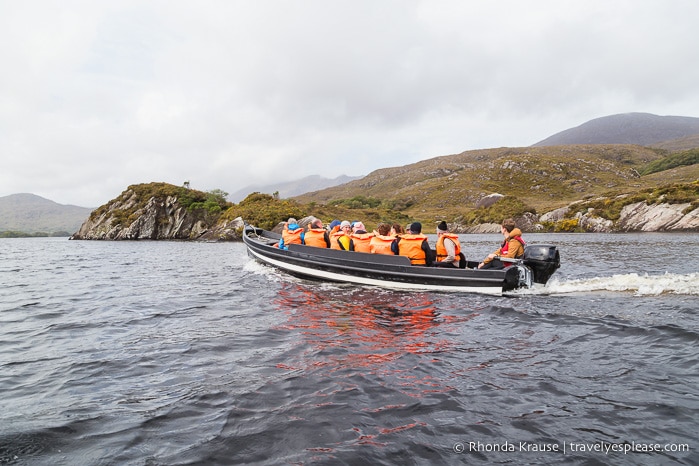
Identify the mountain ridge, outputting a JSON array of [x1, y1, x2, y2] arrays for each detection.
[[230, 174, 362, 203], [0, 193, 94, 234], [533, 112, 699, 147]]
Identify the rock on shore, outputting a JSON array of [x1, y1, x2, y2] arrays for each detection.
[[617, 202, 699, 232]]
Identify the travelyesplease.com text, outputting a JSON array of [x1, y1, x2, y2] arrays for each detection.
[[453, 440, 690, 455]]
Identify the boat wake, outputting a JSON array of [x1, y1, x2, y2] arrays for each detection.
[[520, 272, 699, 296]]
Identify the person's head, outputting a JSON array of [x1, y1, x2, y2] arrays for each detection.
[[377, 223, 391, 236], [311, 218, 323, 229], [391, 223, 404, 235], [329, 220, 341, 230], [352, 221, 366, 233], [340, 220, 351, 233], [436, 221, 448, 235], [409, 222, 422, 234], [287, 217, 297, 225], [501, 218, 516, 234]]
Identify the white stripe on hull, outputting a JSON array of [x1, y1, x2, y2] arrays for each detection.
[[248, 248, 503, 296]]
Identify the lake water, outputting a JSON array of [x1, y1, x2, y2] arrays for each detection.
[[1, 234, 697, 465]]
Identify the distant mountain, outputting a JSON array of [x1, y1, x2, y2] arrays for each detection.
[[230, 174, 362, 203], [533, 113, 699, 147], [0, 193, 93, 234]]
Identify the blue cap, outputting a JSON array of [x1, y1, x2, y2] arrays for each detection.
[[329, 220, 341, 229]]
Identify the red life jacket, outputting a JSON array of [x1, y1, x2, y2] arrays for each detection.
[[499, 235, 525, 267]]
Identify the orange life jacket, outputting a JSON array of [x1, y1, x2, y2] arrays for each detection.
[[329, 230, 350, 250], [281, 226, 303, 248], [436, 233, 461, 262], [350, 232, 373, 253], [396, 234, 428, 265], [304, 228, 328, 248], [369, 234, 395, 255]]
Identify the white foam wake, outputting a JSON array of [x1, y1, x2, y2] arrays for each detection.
[[533, 272, 699, 296]]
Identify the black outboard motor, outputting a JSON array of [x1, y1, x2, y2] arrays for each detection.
[[523, 245, 560, 284]]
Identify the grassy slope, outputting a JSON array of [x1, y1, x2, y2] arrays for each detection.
[[294, 144, 680, 222]]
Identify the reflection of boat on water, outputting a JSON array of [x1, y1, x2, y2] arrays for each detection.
[[243, 225, 560, 296], [271, 284, 466, 369]]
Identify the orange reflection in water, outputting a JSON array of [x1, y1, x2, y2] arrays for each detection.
[[271, 283, 478, 394]]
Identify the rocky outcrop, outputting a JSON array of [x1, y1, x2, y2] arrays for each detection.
[[458, 223, 501, 234], [197, 217, 245, 241], [475, 193, 504, 209], [71, 187, 244, 241], [451, 201, 698, 233], [538, 201, 698, 232], [617, 202, 699, 231]]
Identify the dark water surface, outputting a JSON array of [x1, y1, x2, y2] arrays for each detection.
[[1, 234, 697, 465]]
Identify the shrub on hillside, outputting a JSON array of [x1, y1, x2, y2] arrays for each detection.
[[223, 192, 306, 231], [639, 149, 699, 175]]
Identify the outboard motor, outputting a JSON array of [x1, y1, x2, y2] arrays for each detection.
[[523, 245, 560, 284]]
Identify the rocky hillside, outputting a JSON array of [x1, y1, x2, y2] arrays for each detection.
[[533, 113, 699, 147], [293, 145, 684, 214], [0, 193, 93, 235], [292, 144, 698, 233]]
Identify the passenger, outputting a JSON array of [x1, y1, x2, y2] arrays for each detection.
[[434, 221, 462, 268], [349, 221, 373, 253], [327, 219, 341, 236], [478, 218, 525, 269], [391, 222, 433, 266], [369, 223, 395, 255], [278, 217, 304, 250], [329, 220, 352, 250], [390, 223, 405, 236], [303, 217, 330, 248]]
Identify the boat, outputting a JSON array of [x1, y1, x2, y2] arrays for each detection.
[[243, 225, 560, 295]]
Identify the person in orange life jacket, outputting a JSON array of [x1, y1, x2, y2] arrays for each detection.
[[278, 217, 304, 250], [370, 223, 395, 255], [391, 222, 434, 266], [330, 220, 352, 250], [478, 218, 525, 269], [328, 219, 341, 236], [434, 221, 461, 268], [303, 217, 330, 248], [349, 221, 373, 253]]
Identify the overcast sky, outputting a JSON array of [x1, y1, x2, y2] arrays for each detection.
[[2, 1, 698, 207]]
